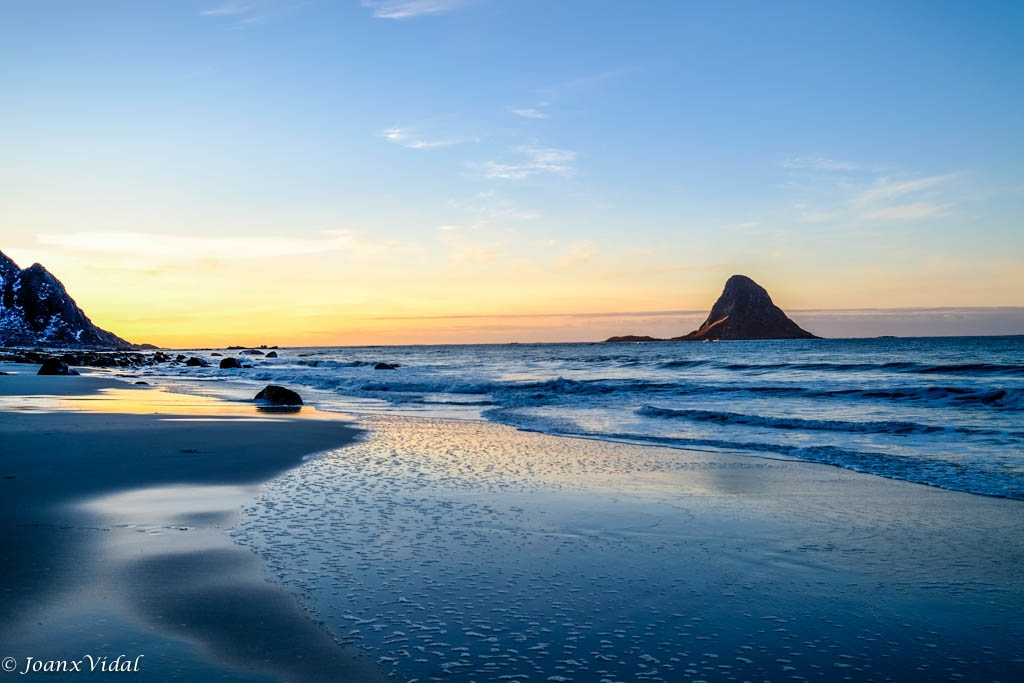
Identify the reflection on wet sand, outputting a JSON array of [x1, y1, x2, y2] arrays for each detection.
[[0, 387, 327, 419], [0, 376, 381, 682]]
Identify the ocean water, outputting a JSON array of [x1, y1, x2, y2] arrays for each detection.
[[133, 336, 1024, 500]]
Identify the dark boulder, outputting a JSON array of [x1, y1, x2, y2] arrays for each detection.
[[219, 357, 243, 369], [185, 357, 209, 367], [375, 362, 400, 370], [255, 385, 303, 405], [175, 354, 187, 362], [265, 351, 278, 358], [211, 352, 223, 357], [38, 359, 79, 376], [241, 349, 264, 356]]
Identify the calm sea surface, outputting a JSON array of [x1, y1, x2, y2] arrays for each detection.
[[137, 336, 1024, 499]]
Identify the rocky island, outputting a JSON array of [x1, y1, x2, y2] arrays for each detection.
[[607, 274, 818, 342]]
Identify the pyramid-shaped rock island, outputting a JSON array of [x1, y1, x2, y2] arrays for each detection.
[[607, 275, 818, 342]]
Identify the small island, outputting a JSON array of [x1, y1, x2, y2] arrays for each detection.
[[607, 274, 818, 342]]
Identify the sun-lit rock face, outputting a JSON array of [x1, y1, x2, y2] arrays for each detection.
[[0, 249, 132, 349]]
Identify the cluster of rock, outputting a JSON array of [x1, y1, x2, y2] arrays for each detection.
[[0, 348, 280, 373], [0, 348, 412, 377], [1, 349, 158, 368], [607, 275, 818, 342]]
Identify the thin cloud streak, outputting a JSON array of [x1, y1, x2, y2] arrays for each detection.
[[862, 203, 952, 221], [201, 2, 256, 16], [509, 107, 548, 120], [783, 155, 859, 171], [35, 230, 407, 262], [538, 67, 633, 98], [200, 0, 307, 25], [362, 0, 474, 19], [483, 146, 576, 180], [857, 173, 961, 205], [558, 241, 595, 267], [782, 158, 969, 224], [371, 309, 707, 321], [381, 127, 467, 150], [855, 173, 962, 221]]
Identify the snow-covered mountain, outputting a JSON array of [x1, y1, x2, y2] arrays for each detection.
[[0, 249, 132, 349]]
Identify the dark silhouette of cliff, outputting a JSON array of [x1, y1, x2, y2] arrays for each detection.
[[0, 249, 132, 349], [674, 275, 817, 340], [606, 275, 818, 342]]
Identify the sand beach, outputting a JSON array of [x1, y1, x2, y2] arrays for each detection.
[[0, 369, 384, 682], [2, 365, 1022, 681]]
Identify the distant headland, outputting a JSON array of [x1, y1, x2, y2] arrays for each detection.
[[606, 275, 818, 342], [0, 249, 133, 349]]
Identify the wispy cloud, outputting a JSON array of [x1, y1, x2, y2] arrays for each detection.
[[35, 230, 407, 263], [447, 190, 541, 224], [783, 155, 858, 171], [509, 106, 548, 120], [861, 203, 953, 221], [200, 0, 306, 25], [362, 0, 474, 19], [381, 127, 468, 150], [855, 173, 962, 221], [856, 174, 960, 205], [538, 67, 633, 98], [558, 241, 595, 267], [201, 1, 253, 16], [482, 146, 576, 180], [782, 157, 968, 223], [371, 309, 707, 322], [436, 225, 498, 265]]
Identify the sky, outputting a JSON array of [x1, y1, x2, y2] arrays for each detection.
[[1, 0, 1022, 346]]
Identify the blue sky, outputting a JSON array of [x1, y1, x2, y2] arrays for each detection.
[[1, 1, 1022, 344]]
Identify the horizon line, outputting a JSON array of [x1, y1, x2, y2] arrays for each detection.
[[367, 306, 1024, 322]]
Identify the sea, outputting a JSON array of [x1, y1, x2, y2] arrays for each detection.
[[131, 336, 1024, 500]]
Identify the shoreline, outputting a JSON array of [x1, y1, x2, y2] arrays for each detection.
[[3, 365, 1023, 680], [0, 371, 385, 682], [18, 336, 1018, 502]]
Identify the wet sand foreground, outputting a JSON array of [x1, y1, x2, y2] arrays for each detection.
[[2, 369, 1023, 682], [236, 414, 1024, 682], [0, 370, 385, 682]]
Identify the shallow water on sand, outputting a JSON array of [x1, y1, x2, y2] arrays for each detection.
[[233, 415, 1024, 682]]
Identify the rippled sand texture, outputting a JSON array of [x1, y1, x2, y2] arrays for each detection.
[[234, 415, 1024, 682]]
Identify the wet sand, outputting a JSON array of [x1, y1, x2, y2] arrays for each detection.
[[0, 369, 385, 682], [3, 368, 1024, 681], [237, 414, 1024, 682]]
